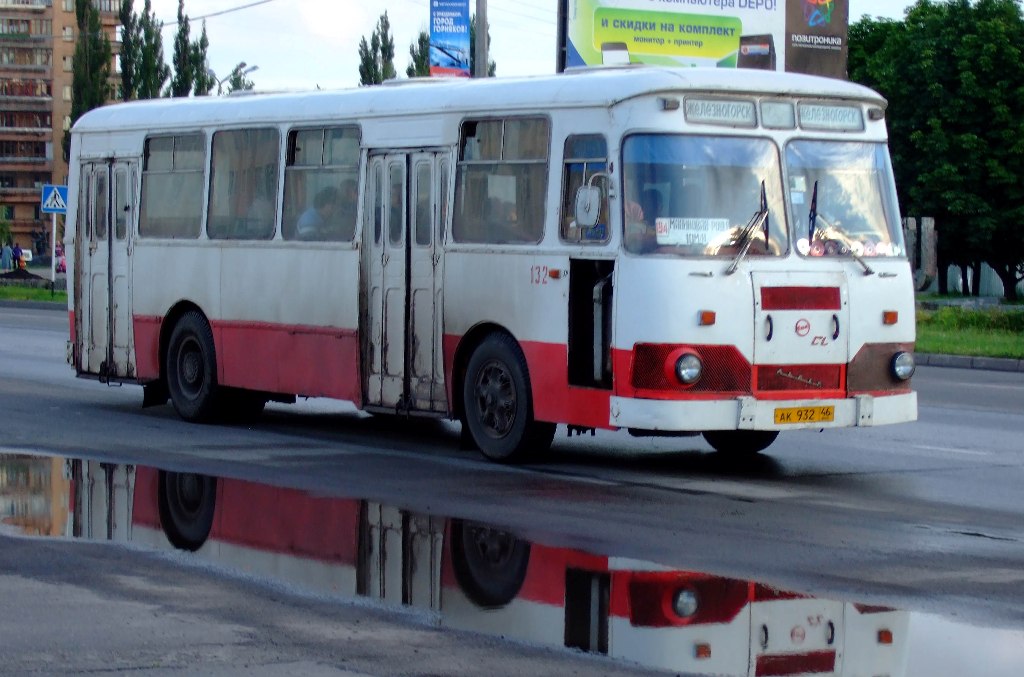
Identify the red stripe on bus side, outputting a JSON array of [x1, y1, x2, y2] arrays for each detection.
[[213, 320, 361, 402], [135, 316, 361, 401], [521, 341, 614, 430], [134, 315, 162, 380], [760, 287, 840, 310]]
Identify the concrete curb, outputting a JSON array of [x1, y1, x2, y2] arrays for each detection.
[[0, 299, 65, 312], [3, 301, 1021, 373], [916, 353, 1023, 373]]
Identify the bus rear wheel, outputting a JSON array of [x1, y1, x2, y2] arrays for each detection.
[[703, 430, 779, 454], [450, 519, 530, 608], [462, 333, 555, 463], [166, 311, 220, 423]]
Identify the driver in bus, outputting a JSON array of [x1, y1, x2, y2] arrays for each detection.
[[624, 187, 662, 253]]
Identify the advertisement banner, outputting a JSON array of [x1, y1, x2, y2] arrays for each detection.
[[430, 0, 472, 77], [786, 0, 848, 78], [563, 0, 848, 78]]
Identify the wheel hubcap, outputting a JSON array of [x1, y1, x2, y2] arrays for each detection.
[[177, 338, 203, 398], [474, 360, 517, 438]]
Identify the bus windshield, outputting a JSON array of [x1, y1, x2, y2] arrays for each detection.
[[621, 135, 787, 257], [786, 140, 905, 258]]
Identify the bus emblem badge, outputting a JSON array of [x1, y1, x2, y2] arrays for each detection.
[[795, 319, 811, 337]]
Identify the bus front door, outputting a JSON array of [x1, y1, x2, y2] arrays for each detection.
[[364, 151, 447, 413], [80, 160, 136, 380]]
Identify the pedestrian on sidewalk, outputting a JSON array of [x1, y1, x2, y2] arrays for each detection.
[[1, 241, 12, 271], [11, 242, 22, 270]]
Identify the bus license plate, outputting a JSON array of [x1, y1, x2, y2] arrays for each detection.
[[774, 406, 835, 424]]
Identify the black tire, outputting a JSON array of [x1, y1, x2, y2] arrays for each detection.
[[158, 470, 216, 551], [703, 430, 779, 454], [462, 333, 555, 463], [450, 520, 530, 608], [166, 311, 220, 422]]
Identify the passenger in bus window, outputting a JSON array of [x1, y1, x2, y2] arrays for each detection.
[[334, 179, 358, 240], [296, 186, 339, 240]]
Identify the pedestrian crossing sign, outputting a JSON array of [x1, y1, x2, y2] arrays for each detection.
[[41, 184, 68, 214]]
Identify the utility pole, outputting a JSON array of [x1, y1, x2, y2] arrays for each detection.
[[474, 0, 488, 78]]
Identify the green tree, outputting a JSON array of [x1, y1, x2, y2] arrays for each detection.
[[190, 22, 215, 96], [470, 15, 496, 77], [118, 0, 141, 101], [358, 11, 397, 85], [407, 31, 430, 77], [65, 0, 112, 159], [848, 0, 1024, 300], [137, 0, 170, 99], [225, 62, 256, 93], [169, 0, 192, 96]]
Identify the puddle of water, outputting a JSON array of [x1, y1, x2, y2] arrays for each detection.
[[3, 452, 1023, 676]]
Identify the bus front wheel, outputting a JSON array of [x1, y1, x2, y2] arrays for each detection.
[[462, 333, 555, 463], [703, 430, 779, 454], [166, 311, 220, 423]]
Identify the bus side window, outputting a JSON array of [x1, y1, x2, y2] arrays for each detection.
[[453, 116, 549, 245], [139, 134, 204, 240], [560, 134, 608, 244], [282, 125, 361, 242], [208, 128, 279, 241]]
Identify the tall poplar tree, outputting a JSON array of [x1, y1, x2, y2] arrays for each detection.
[[118, 0, 140, 101], [358, 12, 397, 85], [137, 0, 170, 99], [169, 0, 192, 96], [119, 0, 169, 100], [407, 31, 430, 78], [65, 0, 111, 158], [190, 22, 215, 96]]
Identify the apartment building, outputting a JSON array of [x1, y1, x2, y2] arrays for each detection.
[[1, 0, 118, 255]]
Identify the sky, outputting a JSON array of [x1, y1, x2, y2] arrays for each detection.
[[143, 0, 915, 92]]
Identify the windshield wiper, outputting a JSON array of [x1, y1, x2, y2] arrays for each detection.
[[808, 180, 818, 242], [725, 181, 769, 275], [823, 223, 877, 276], [806, 179, 874, 276]]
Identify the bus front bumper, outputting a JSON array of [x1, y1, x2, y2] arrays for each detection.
[[609, 392, 917, 432]]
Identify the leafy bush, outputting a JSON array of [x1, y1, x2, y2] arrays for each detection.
[[917, 307, 1024, 333]]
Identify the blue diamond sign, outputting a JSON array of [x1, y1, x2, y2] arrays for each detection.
[[41, 184, 68, 214]]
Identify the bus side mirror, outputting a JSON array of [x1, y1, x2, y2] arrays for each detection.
[[575, 186, 602, 229]]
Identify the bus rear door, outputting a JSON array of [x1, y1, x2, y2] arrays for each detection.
[[364, 150, 448, 413], [78, 159, 137, 380]]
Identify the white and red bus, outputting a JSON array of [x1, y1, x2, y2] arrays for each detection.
[[65, 66, 917, 462]]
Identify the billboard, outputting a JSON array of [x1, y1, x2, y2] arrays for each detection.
[[560, 0, 848, 78], [430, 0, 472, 77]]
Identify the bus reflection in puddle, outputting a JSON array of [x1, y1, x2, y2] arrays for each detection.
[[1, 455, 917, 676]]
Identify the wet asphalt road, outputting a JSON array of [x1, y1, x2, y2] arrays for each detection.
[[2, 304, 1024, 673]]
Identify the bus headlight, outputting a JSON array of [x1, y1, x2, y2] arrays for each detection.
[[672, 588, 699, 618], [891, 351, 915, 381], [675, 353, 703, 385]]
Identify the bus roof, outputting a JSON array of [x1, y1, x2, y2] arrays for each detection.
[[72, 66, 885, 134]]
